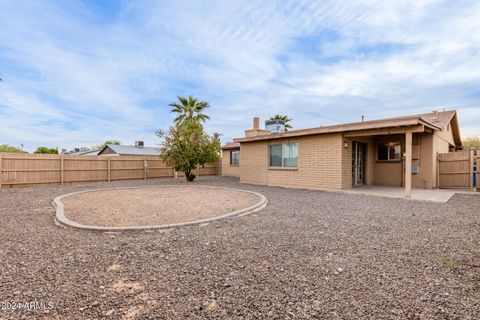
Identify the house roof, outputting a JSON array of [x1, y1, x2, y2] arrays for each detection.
[[99, 144, 161, 156], [221, 142, 240, 150], [75, 149, 100, 156], [234, 110, 462, 147]]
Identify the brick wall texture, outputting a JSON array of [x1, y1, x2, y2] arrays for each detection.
[[239, 133, 346, 190]]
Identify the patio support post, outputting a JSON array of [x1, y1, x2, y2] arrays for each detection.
[[405, 132, 412, 198]]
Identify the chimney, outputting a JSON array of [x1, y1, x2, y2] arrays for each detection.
[[253, 117, 260, 129], [135, 141, 144, 148], [244, 117, 272, 138]]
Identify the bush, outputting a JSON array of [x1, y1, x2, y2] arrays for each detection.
[[34, 147, 58, 154]]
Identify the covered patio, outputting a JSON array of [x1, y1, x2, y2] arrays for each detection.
[[343, 110, 463, 199]]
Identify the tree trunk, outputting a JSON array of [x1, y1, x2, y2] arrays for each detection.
[[184, 169, 196, 182]]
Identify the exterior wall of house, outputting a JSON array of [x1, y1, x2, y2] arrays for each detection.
[[371, 134, 405, 187], [221, 149, 240, 177], [238, 118, 457, 191], [411, 133, 434, 189], [240, 133, 345, 190]]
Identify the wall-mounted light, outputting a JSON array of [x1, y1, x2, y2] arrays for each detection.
[[344, 142, 349, 149]]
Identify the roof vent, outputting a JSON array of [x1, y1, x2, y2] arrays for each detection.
[[265, 120, 286, 133], [135, 141, 144, 148]]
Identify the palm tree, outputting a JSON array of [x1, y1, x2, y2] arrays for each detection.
[[169, 95, 210, 125], [212, 132, 222, 142], [269, 114, 293, 130]]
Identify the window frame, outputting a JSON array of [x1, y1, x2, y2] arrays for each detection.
[[376, 142, 402, 162], [230, 150, 240, 166], [269, 143, 298, 168]]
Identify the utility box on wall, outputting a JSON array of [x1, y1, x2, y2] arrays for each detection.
[[412, 165, 420, 174]]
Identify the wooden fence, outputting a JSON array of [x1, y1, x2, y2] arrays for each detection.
[[437, 150, 477, 190], [0, 153, 221, 187]]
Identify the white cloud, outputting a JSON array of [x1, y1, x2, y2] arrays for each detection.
[[0, 0, 479, 152]]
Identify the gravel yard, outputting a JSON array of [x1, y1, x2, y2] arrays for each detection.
[[0, 176, 479, 319], [61, 186, 261, 228]]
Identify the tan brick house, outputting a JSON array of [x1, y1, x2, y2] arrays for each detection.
[[221, 110, 462, 197]]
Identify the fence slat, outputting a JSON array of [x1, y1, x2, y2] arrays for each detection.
[[60, 156, 64, 186], [107, 159, 111, 182]]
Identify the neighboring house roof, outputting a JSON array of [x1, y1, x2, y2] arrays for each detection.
[[65, 149, 100, 156], [76, 149, 100, 156], [98, 144, 161, 156], [221, 142, 240, 150], [234, 110, 462, 148]]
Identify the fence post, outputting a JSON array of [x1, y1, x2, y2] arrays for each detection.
[[144, 159, 147, 180], [0, 154, 3, 189], [436, 152, 440, 189], [469, 149, 475, 191], [107, 159, 111, 182], [60, 156, 64, 186]]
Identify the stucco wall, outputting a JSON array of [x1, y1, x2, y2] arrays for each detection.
[[371, 135, 405, 187], [411, 133, 434, 189], [239, 133, 345, 190], [221, 149, 240, 178]]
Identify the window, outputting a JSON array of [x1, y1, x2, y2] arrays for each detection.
[[230, 150, 239, 165], [269, 143, 298, 168], [377, 142, 401, 161]]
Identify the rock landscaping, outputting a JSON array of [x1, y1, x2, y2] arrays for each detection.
[[0, 176, 479, 319]]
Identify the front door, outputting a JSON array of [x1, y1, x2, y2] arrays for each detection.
[[352, 142, 365, 186]]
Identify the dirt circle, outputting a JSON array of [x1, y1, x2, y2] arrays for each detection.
[[54, 185, 267, 231]]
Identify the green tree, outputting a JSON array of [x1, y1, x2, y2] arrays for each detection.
[[158, 119, 220, 182], [169, 95, 210, 125], [269, 114, 293, 130], [0, 144, 24, 153], [34, 146, 58, 154], [463, 136, 480, 150]]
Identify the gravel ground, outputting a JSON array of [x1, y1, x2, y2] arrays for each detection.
[[0, 176, 479, 320], [62, 186, 260, 227]]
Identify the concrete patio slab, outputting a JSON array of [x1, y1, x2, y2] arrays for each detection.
[[343, 185, 479, 203]]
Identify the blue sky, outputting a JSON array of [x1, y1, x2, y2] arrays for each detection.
[[0, 0, 479, 151]]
